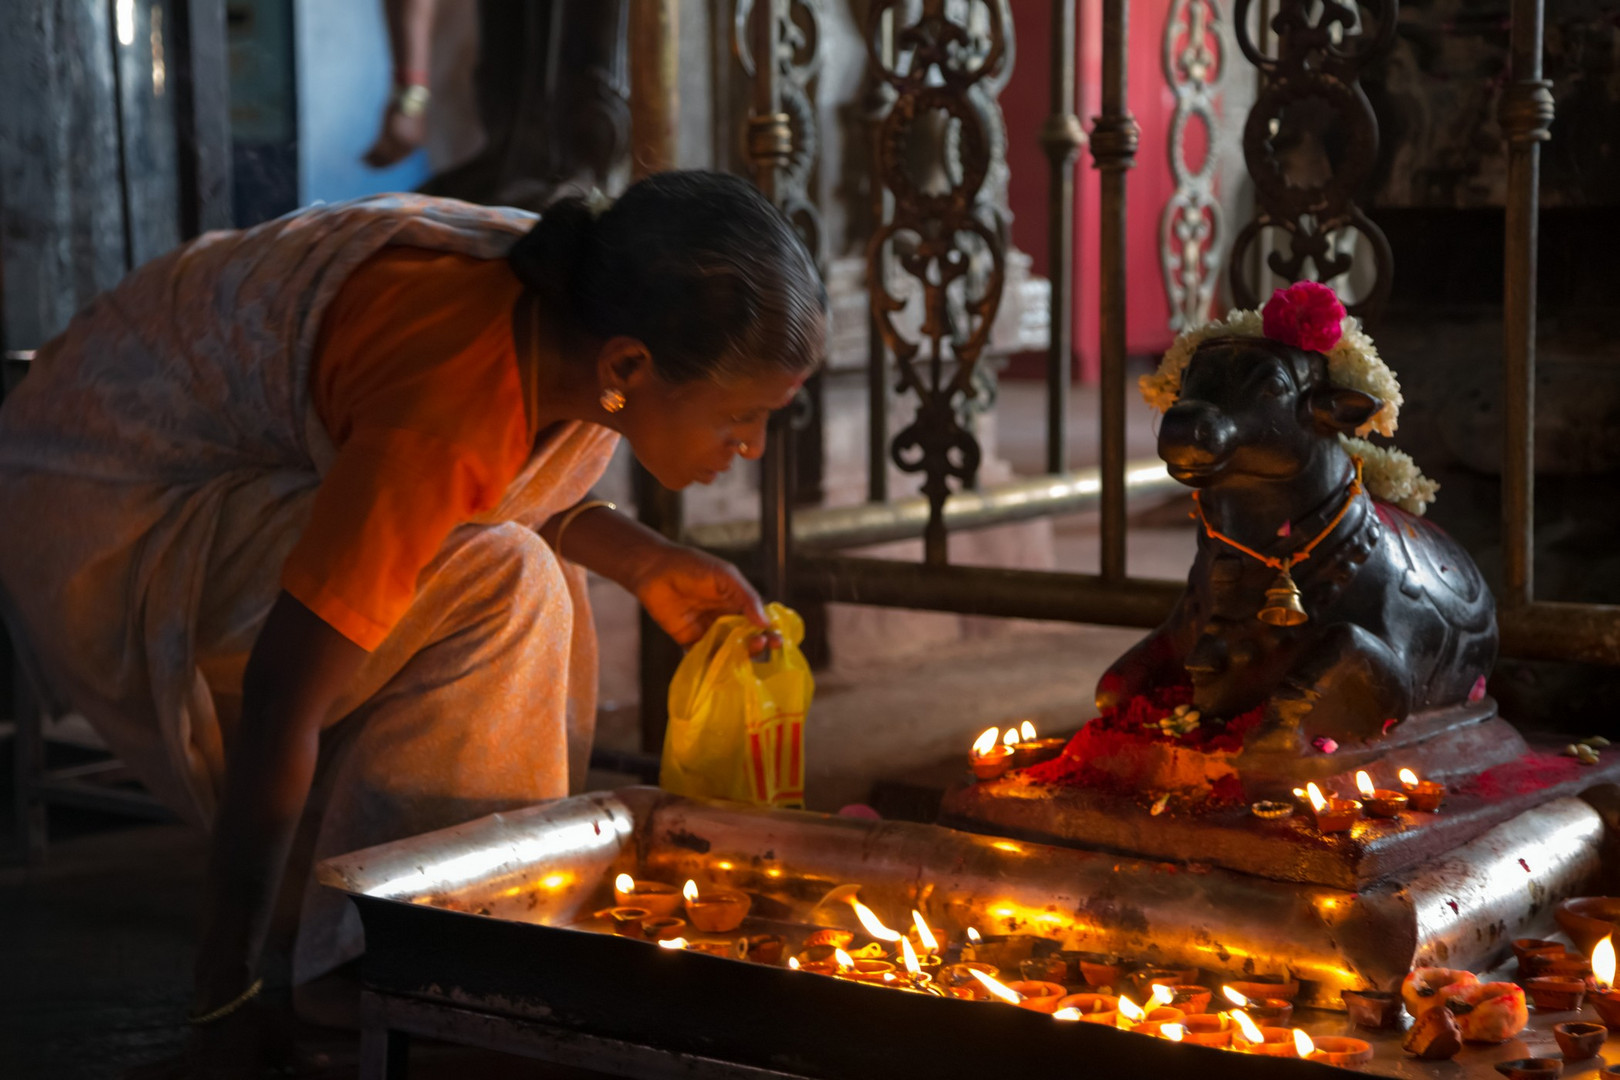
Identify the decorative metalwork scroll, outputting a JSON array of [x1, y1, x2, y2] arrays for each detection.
[[864, 0, 1013, 565], [1228, 0, 1396, 321], [736, 0, 824, 263], [1160, 0, 1225, 331]]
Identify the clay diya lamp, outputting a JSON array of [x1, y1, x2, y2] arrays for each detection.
[[841, 959, 897, 985], [1246, 998, 1295, 1026], [1135, 966, 1199, 997], [744, 934, 784, 965], [1009, 981, 1069, 1013], [1553, 1021, 1607, 1060], [1305, 782, 1360, 833], [804, 927, 855, 952], [1356, 771, 1409, 818], [1557, 897, 1620, 955], [1009, 737, 1067, 769], [682, 882, 751, 933], [970, 934, 1048, 971], [641, 916, 687, 941], [1020, 956, 1070, 985], [1524, 976, 1587, 1012], [595, 906, 651, 937], [969, 729, 1014, 780], [1538, 951, 1594, 980], [1244, 1028, 1306, 1057], [612, 874, 682, 919], [1309, 1036, 1374, 1068], [1494, 1060, 1563, 1080], [1226, 975, 1301, 1002], [941, 962, 1001, 1000], [1512, 938, 1564, 966], [1162, 985, 1212, 1015], [1180, 1013, 1234, 1048], [1143, 1006, 1187, 1026], [1601, 1065, 1620, 1080], [1342, 989, 1401, 1030], [1398, 768, 1446, 811], [1055, 993, 1118, 1025], [1075, 952, 1127, 988]]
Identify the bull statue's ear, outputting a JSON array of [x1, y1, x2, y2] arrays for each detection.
[[1310, 386, 1382, 434]]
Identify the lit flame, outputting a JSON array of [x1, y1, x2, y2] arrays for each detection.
[[615, 873, 635, 894], [683, 879, 699, 903], [1003, 728, 1020, 748], [1399, 767, 1420, 787], [968, 968, 1024, 1005], [972, 727, 1000, 757], [834, 949, 855, 971], [1356, 771, 1376, 799], [1163, 1023, 1186, 1043], [1595, 934, 1616, 989], [1293, 1029, 1316, 1057], [1305, 782, 1328, 813], [658, 937, 688, 950], [1232, 1010, 1264, 1045], [1150, 984, 1175, 1007], [1292, 787, 1307, 799], [1222, 986, 1250, 1007], [967, 927, 982, 944], [1020, 720, 1038, 740], [1117, 995, 1145, 1023], [1053, 1007, 1082, 1021], [850, 900, 903, 942], [913, 911, 938, 953], [788, 957, 801, 970], [901, 937, 922, 976]]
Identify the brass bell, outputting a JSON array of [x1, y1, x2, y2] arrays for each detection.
[[1258, 567, 1308, 626]]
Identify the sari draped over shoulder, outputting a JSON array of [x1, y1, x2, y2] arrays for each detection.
[[0, 194, 618, 980]]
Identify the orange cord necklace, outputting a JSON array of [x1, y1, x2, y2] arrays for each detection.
[[1191, 456, 1364, 626]]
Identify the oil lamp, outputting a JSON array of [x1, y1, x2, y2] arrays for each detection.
[[614, 873, 683, 917], [1179, 1013, 1234, 1047], [1116, 995, 1146, 1030], [1008, 719, 1066, 769], [969, 727, 1013, 781], [850, 899, 902, 942], [596, 906, 651, 937], [682, 879, 751, 933], [1399, 768, 1446, 811], [1306, 782, 1359, 833], [1356, 770, 1408, 818], [1224, 985, 1292, 1025], [909, 913, 944, 977], [968, 967, 1025, 1005], [1588, 934, 1620, 1027], [1309, 1035, 1374, 1067]]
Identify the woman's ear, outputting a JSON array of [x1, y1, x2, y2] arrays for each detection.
[[596, 336, 656, 395], [1310, 385, 1382, 434]]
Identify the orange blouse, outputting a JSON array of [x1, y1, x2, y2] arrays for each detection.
[[281, 247, 540, 650]]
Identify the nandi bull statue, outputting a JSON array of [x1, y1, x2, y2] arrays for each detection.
[[1098, 283, 1499, 777]]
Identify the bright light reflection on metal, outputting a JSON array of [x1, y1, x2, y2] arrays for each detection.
[[366, 819, 608, 899]]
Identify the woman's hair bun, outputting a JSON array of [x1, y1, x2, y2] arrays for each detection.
[[508, 196, 597, 302], [509, 170, 825, 384]]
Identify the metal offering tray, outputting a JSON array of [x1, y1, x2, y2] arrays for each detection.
[[319, 787, 1610, 1079]]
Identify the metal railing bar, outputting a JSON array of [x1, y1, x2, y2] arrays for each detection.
[[1044, 0, 1082, 475], [1093, 0, 1138, 581], [1501, 0, 1549, 610], [791, 555, 1181, 628], [690, 459, 1180, 553]]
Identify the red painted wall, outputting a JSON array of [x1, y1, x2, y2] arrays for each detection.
[[1004, 0, 1179, 382]]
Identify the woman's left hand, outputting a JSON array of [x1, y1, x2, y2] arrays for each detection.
[[632, 545, 781, 653]]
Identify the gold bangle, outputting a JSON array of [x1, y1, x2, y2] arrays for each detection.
[[187, 977, 264, 1025], [553, 499, 617, 563]]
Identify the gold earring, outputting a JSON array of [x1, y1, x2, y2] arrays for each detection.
[[737, 441, 750, 455], [600, 387, 626, 414]]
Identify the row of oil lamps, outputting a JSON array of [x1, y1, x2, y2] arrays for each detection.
[[597, 877, 1373, 1067], [966, 722, 1064, 780], [1287, 769, 1447, 832]]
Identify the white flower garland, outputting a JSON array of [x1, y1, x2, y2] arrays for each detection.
[[1140, 307, 1438, 515]]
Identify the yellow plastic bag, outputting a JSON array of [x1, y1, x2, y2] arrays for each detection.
[[660, 603, 812, 808]]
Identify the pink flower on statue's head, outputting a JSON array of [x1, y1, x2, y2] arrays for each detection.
[[1261, 281, 1346, 353]]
